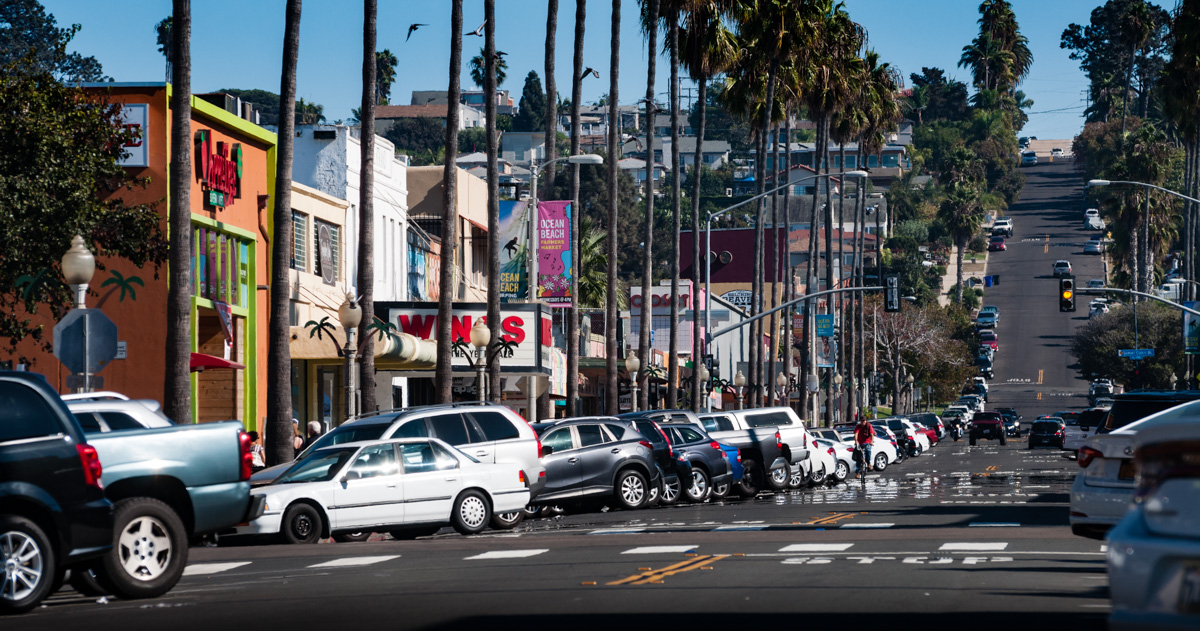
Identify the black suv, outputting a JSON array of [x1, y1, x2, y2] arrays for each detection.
[[0, 372, 113, 613], [616, 412, 695, 504], [658, 421, 733, 502], [1098, 390, 1200, 434]]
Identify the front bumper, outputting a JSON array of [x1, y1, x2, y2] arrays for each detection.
[[235, 510, 283, 537]]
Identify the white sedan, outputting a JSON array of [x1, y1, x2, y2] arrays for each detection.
[[237, 438, 531, 543], [815, 438, 854, 482]]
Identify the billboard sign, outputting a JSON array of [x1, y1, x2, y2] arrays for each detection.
[[1184, 301, 1199, 355], [537, 201, 573, 307], [383, 302, 552, 373], [815, 314, 834, 337], [118, 104, 149, 168], [498, 200, 529, 301]]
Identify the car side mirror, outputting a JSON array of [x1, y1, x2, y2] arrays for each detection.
[[542, 445, 554, 456]]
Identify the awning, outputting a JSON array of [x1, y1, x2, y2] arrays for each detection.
[[190, 352, 245, 372], [464, 216, 488, 232]]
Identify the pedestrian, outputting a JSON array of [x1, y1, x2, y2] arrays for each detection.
[[304, 420, 323, 450], [292, 418, 304, 458], [247, 431, 265, 472], [854, 418, 875, 479]]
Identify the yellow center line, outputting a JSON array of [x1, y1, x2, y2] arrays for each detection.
[[630, 555, 729, 585], [1037, 392, 1043, 400], [1044, 234, 1049, 253], [608, 556, 716, 586], [985, 465, 998, 471], [1037, 369, 1044, 385], [805, 512, 856, 525]]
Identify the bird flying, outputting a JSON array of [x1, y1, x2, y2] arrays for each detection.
[[406, 23, 427, 42], [466, 20, 486, 37], [582, 67, 600, 79]]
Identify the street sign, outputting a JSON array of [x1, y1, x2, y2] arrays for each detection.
[[1184, 301, 1199, 355], [53, 309, 118, 374], [1118, 348, 1155, 360], [884, 274, 900, 312], [815, 314, 834, 337]]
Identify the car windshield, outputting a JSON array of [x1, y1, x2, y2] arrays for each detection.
[[297, 421, 393, 459], [274, 447, 358, 484], [1104, 397, 1200, 434], [1032, 421, 1060, 433]]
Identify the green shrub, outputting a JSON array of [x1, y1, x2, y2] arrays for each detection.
[[894, 220, 929, 244], [969, 236, 988, 252]]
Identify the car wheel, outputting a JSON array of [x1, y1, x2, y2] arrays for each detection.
[[614, 469, 649, 510], [97, 497, 188, 600], [644, 479, 662, 508], [788, 465, 807, 489], [660, 478, 682, 505], [490, 511, 525, 530], [282, 503, 323, 545], [736, 459, 762, 498], [767, 463, 790, 491], [873, 453, 888, 472], [1000, 435, 1007, 446], [808, 463, 828, 486], [451, 490, 491, 536], [833, 460, 850, 482], [969, 436, 977, 446], [711, 481, 730, 499], [685, 469, 711, 503], [331, 531, 371, 543], [0, 516, 55, 614], [67, 565, 108, 597], [389, 526, 441, 540]]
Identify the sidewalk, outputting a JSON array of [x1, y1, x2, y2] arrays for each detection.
[[937, 224, 992, 307]]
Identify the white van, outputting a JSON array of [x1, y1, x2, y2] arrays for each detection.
[[1155, 278, 1185, 302]]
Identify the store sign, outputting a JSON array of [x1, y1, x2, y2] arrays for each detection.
[[118, 104, 148, 168], [537, 201, 573, 307], [384, 302, 552, 371], [631, 283, 693, 314], [1185, 301, 1199, 355], [498, 200, 529, 301], [195, 129, 243, 208], [721, 289, 752, 310], [317, 224, 335, 285]]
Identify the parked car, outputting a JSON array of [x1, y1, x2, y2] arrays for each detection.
[[962, 382, 989, 402], [814, 438, 854, 482], [979, 305, 1001, 321], [697, 407, 813, 494], [1155, 279, 1185, 302], [987, 235, 1007, 252], [1089, 379, 1115, 405], [1084, 236, 1105, 254], [66, 398, 174, 432], [0, 372, 113, 613], [1105, 419, 1200, 630], [874, 419, 927, 458], [970, 412, 1007, 445], [976, 357, 995, 380], [979, 329, 999, 351], [813, 428, 853, 445], [1085, 211, 1105, 230], [1064, 407, 1110, 452], [1053, 259, 1073, 277], [532, 418, 660, 511], [1028, 419, 1065, 449], [907, 412, 946, 440], [250, 402, 546, 530], [238, 437, 530, 542], [944, 405, 974, 423], [992, 218, 1014, 237], [867, 425, 903, 469], [658, 421, 733, 501], [1070, 391, 1200, 539], [614, 414, 691, 504], [976, 311, 998, 328]]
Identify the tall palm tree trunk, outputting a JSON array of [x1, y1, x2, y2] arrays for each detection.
[[823, 117, 835, 426], [667, 9, 682, 409], [165, 0, 192, 428], [766, 122, 780, 406], [689, 76, 707, 411], [781, 112, 792, 407], [544, 0, 559, 200], [836, 142, 846, 407], [955, 237, 966, 304], [605, 0, 621, 414], [1140, 194, 1151, 298], [569, 0, 585, 413], [268, 0, 302, 465], [358, 0, 377, 413], [484, 0, 502, 402], [752, 59, 779, 407], [1127, 201, 1140, 297], [748, 124, 763, 405], [801, 114, 825, 420], [435, 0, 464, 402], [1121, 40, 1135, 135], [639, 0, 658, 412]]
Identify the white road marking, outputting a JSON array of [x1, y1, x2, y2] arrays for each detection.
[[465, 549, 548, 560], [307, 555, 399, 568], [182, 562, 251, 576], [939, 542, 1009, 551], [840, 523, 894, 529], [621, 545, 696, 554], [713, 525, 768, 531], [588, 528, 646, 535], [969, 522, 1021, 527], [779, 543, 854, 553]]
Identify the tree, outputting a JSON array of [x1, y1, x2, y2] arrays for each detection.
[[155, 16, 172, 82], [637, 0, 658, 411], [577, 215, 626, 309], [165, 0, 192, 425], [376, 49, 397, 105], [383, 117, 446, 156], [436, 0, 464, 402], [1071, 302, 1183, 389], [665, 3, 683, 409], [267, 0, 301, 466], [214, 88, 327, 127], [0, 0, 106, 82], [512, 70, 546, 132], [358, 0, 378, 413], [469, 46, 506, 88], [908, 68, 971, 124], [484, 0, 502, 403], [605, 0, 621, 414], [567, 0, 586, 414], [0, 50, 165, 364], [296, 97, 325, 124]]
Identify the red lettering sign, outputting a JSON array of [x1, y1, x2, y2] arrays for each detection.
[[451, 315, 473, 343], [540, 316, 552, 347], [397, 314, 435, 338], [501, 316, 524, 344], [194, 129, 243, 207]]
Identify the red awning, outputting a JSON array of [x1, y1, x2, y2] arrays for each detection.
[[190, 352, 245, 373]]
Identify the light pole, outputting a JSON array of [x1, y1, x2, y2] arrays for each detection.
[[906, 374, 915, 414], [527, 153, 605, 300], [470, 319, 490, 402], [806, 372, 819, 425], [833, 373, 843, 423], [775, 371, 788, 404], [696, 364, 710, 412], [703, 171, 869, 365], [625, 354, 641, 413], [62, 235, 96, 391], [733, 369, 747, 410], [338, 293, 362, 422]]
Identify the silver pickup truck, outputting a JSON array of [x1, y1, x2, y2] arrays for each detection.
[[697, 406, 813, 495], [67, 399, 260, 600]]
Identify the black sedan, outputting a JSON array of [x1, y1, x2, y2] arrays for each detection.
[[613, 414, 693, 505], [1027, 419, 1065, 449]]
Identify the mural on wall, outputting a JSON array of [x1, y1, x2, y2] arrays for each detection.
[[498, 200, 529, 302], [407, 228, 441, 302], [537, 201, 572, 307]]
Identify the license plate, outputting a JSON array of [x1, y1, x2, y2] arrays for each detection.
[[1118, 459, 1136, 481], [1178, 565, 1200, 614]]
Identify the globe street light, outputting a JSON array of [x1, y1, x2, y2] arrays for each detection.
[[733, 369, 747, 410], [338, 293, 362, 421], [833, 373, 844, 424], [906, 373, 915, 413], [625, 354, 641, 413], [696, 364, 710, 412], [470, 319, 491, 402], [62, 235, 95, 309]]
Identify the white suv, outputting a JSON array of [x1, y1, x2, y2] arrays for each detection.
[[1053, 260, 1072, 277]]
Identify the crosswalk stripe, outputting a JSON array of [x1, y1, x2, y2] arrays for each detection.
[[182, 562, 251, 576], [712, 525, 768, 531], [779, 543, 854, 553], [588, 528, 646, 535], [307, 555, 399, 568], [969, 522, 1020, 527], [465, 549, 548, 560], [939, 542, 1009, 551], [622, 545, 696, 554], [840, 523, 894, 529]]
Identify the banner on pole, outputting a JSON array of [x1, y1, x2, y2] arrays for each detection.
[[537, 201, 573, 307], [498, 200, 530, 302], [1185, 301, 1199, 354], [815, 314, 834, 337]]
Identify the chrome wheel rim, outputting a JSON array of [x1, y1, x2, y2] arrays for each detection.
[[495, 511, 521, 524], [688, 471, 708, 499], [459, 496, 488, 529], [770, 467, 788, 485], [835, 461, 849, 479], [713, 483, 729, 496], [1, 531, 43, 602], [117, 516, 172, 581], [620, 475, 645, 505], [663, 479, 681, 502]]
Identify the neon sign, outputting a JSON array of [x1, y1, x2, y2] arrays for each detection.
[[194, 129, 242, 208]]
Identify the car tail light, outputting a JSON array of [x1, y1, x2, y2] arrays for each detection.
[[238, 431, 253, 481], [639, 440, 653, 450], [775, 431, 783, 450], [736, 448, 742, 462], [657, 426, 674, 456], [535, 433, 544, 459], [519, 470, 526, 483], [77, 444, 103, 489], [1133, 440, 1200, 501], [827, 447, 835, 456], [1077, 446, 1102, 468]]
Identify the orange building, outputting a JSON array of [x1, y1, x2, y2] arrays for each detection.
[[17, 84, 277, 430]]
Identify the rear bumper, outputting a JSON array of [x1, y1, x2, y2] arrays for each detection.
[[189, 481, 253, 535], [1108, 512, 1200, 629], [63, 496, 114, 566]]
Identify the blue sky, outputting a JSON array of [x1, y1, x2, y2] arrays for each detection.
[[46, 0, 1107, 140]]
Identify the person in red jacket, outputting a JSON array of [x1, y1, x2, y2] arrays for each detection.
[[854, 419, 875, 479]]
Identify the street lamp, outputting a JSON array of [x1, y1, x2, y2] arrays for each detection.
[[833, 373, 844, 424], [625, 354, 641, 413], [906, 374, 915, 413], [733, 369, 747, 410], [696, 364, 710, 411], [62, 235, 95, 309], [775, 372, 788, 402], [470, 319, 491, 402], [527, 153, 605, 299], [703, 171, 869, 362], [338, 293, 362, 421], [1171, 372, 1179, 391]]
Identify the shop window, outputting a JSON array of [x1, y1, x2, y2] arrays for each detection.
[[292, 211, 307, 271], [192, 224, 250, 308]]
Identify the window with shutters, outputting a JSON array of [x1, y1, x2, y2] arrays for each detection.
[[291, 211, 307, 271]]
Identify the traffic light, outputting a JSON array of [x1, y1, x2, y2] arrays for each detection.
[[885, 274, 900, 312], [1059, 276, 1076, 312]]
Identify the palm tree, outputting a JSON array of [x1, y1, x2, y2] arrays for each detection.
[[637, 0, 658, 412], [544, 0, 559, 202], [577, 216, 626, 309], [358, 0, 378, 413], [1119, 0, 1154, 134], [605, 0, 622, 415], [940, 181, 984, 304], [165, 0, 192, 429], [267, 0, 302, 466], [665, 4, 683, 409], [1162, 0, 1200, 308], [436, 0, 464, 402], [568, 0, 586, 415], [484, 0, 502, 402], [469, 47, 507, 88], [376, 49, 398, 105]]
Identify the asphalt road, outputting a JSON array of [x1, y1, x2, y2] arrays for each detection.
[[21, 158, 1109, 631], [984, 157, 1103, 417]]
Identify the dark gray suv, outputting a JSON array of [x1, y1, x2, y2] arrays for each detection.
[[531, 418, 660, 510]]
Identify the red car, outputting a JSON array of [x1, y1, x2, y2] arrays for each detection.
[[988, 236, 1007, 251], [912, 425, 939, 446], [979, 330, 998, 351]]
